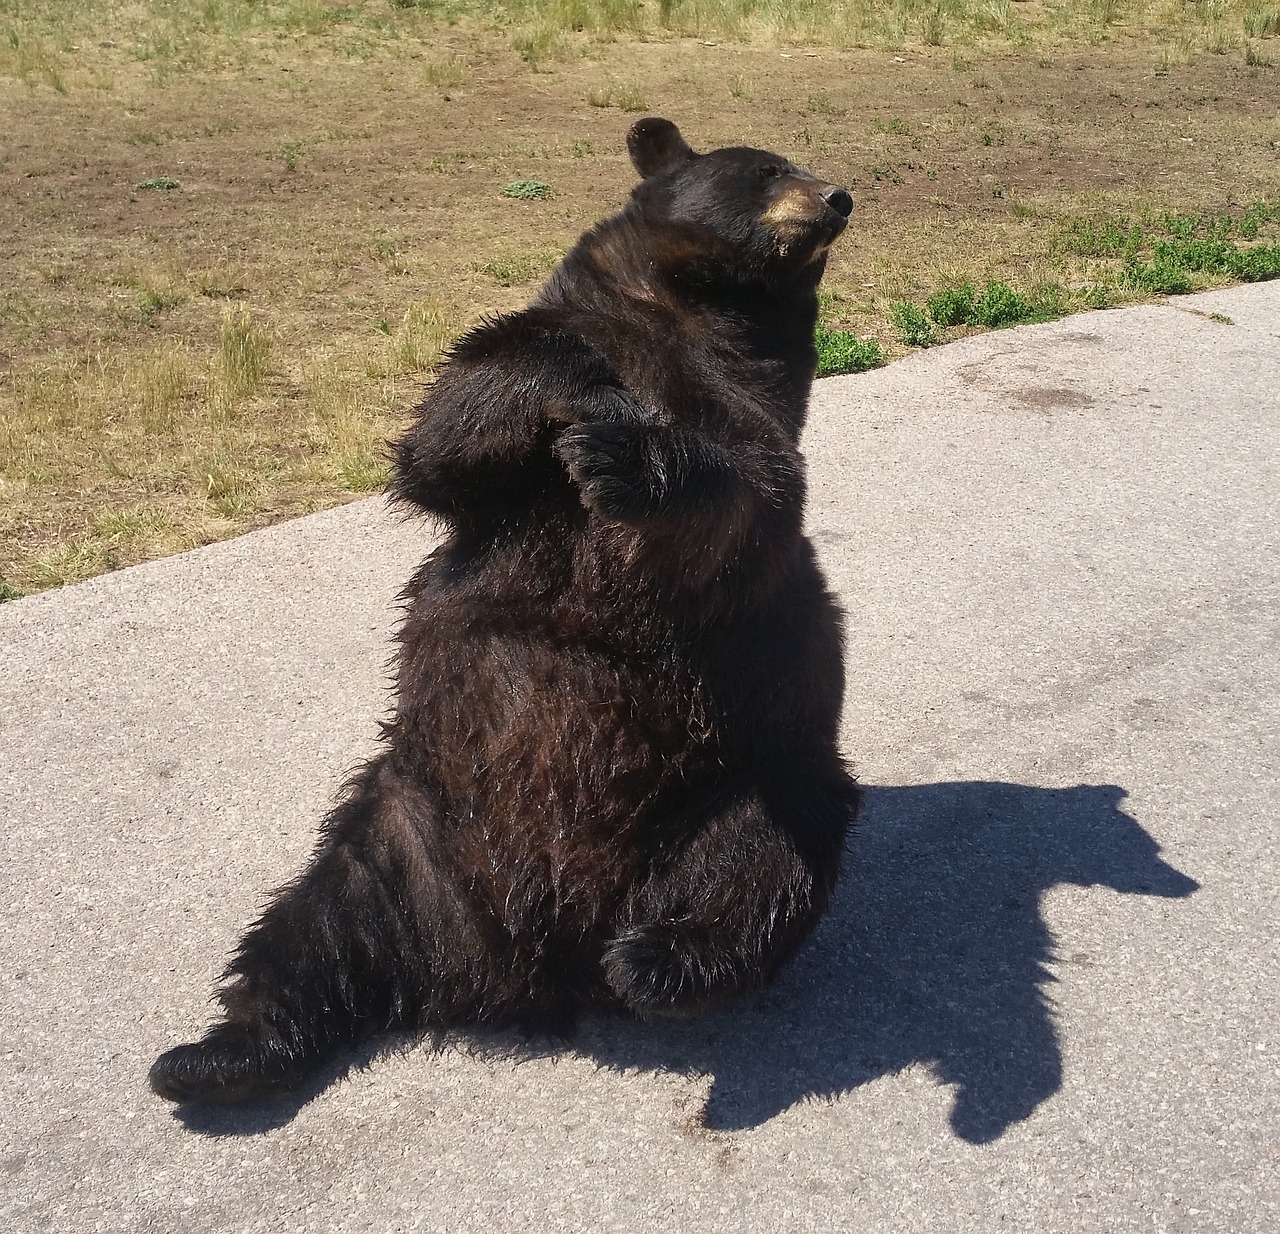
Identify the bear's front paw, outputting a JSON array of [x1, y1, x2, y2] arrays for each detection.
[[547, 384, 655, 428], [554, 422, 664, 522]]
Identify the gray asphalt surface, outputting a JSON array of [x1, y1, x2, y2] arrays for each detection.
[[2, 284, 1278, 1233]]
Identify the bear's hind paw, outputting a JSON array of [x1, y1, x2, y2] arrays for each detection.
[[603, 922, 747, 1019], [148, 1025, 306, 1105]]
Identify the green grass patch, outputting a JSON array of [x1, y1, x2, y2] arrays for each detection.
[[925, 281, 977, 327], [814, 324, 885, 377], [1243, 5, 1280, 37], [471, 248, 560, 286], [501, 179, 552, 200], [890, 204, 1280, 351], [888, 299, 938, 347], [338, 451, 390, 492], [970, 280, 1043, 327]]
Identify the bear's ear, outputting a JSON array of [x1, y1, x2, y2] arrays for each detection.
[[627, 117, 696, 179]]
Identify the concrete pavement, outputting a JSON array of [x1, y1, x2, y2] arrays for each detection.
[[2, 284, 1278, 1232]]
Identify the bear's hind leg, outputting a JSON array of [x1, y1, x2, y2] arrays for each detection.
[[150, 756, 446, 1103], [603, 774, 857, 1019]]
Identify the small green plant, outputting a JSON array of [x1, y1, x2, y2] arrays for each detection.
[[1159, 212, 1199, 241], [512, 25, 566, 71], [369, 231, 410, 274], [338, 451, 390, 492], [1122, 256, 1192, 294], [1237, 201, 1277, 238], [926, 281, 977, 327], [971, 280, 1037, 326], [921, 6, 946, 45], [424, 54, 465, 88], [198, 279, 249, 299], [1080, 281, 1114, 310], [389, 300, 449, 373], [205, 458, 256, 518], [868, 162, 905, 185], [1059, 217, 1133, 259], [137, 286, 184, 318], [804, 90, 845, 116], [0, 572, 21, 603], [1208, 312, 1235, 324], [217, 307, 271, 399], [136, 176, 179, 191], [1244, 39, 1273, 66], [1243, 6, 1280, 37], [501, 179, 552, 200], [814, 324, 884, 377], [281, 140, 305, 171], [586, 80, 648, 111], [1206, 26, 1235, 55], [979, 0, 1012, 30], [888, 299, 937, 347], [30, 541, 113, 588], [1227, 243, 1280, 280], [472, 249, 559, 286]]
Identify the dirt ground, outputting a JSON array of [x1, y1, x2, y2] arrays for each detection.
[[2, 22, 1278, 595]]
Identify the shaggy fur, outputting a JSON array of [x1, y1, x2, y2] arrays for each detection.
[[149, 118, 860, 1104]]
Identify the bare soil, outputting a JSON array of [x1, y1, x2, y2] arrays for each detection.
[[2, 26, 1278, 594]]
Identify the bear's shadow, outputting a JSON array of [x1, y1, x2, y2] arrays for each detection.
[[173, 781, 1197, 1143]]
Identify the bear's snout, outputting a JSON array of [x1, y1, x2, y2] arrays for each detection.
[[821, 186, 854, 220]]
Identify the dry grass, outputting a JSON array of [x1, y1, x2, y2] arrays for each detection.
[[1, 1, 1278, 597]]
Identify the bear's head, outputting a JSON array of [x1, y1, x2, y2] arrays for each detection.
[[626, 117, 852, 284]]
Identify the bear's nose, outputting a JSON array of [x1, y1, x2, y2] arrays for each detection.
[[821, 186, 853, 218]]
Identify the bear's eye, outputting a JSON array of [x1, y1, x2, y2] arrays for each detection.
[[758, 164, 787, 183]]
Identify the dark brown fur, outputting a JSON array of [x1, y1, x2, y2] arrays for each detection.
[[149, 118, 860, 1104]]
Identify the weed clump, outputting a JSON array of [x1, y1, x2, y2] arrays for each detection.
[[471, 248, 560, 287], [888, 300, 937, 347], [423, 54, 465, 88], [501, 179, 552, 200], [971, 280, 1037, 327], [1123, 233, 1280, 291], [1243, 5, 1280, 37], [586, 80, 648, 111], [926, 281, 976, 327], [387, 300, 449, 375], [217, 307, 271, 400], [814, 324, 884, 377], [338, 452, 389, 492]]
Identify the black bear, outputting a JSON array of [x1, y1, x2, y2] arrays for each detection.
[[150, 118, 860, 1104]]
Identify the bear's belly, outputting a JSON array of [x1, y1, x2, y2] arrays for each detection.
[[395, 630, 710, 922]]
